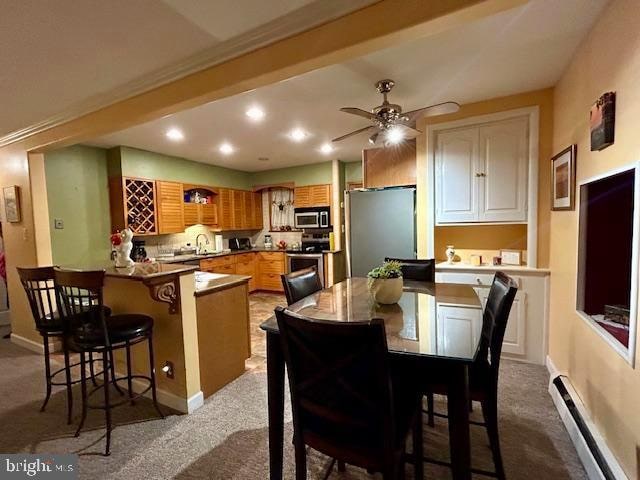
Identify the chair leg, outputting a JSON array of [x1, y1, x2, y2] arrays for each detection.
[[63, 344, 73, 424], [337, 460, 346, 472], [103, 350, 112, 456], [413, 412, 424, 479], [294, 439, 307, 480], [147, 334, 164, 418], [125, 341, 134, 405], [89, 351, 98, 387], [75, 352, 88, 437], [40, 334, 52, 412], [109, 349, 125, 396], [426, 393, 435, 427], [481, 398, 505, 480]]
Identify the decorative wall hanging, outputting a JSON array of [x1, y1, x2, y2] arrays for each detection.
[[551, 145, 577, 211], [3, 185, 21, 222], [590, 91, 616, 151]]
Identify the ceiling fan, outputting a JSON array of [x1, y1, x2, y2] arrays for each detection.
[[332, 79, 460, 146]]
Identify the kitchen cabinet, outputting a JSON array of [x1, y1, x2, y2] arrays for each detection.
[[252, 192, 263, 229], [109, 176, 157, 235], [436, 305, 482, 358], [235, 253, 257, 292], [244, 191, 263, 230], [200, 256, 236, 275], [217, 188, 234, 230], [257, 251, 285, 292], [476, 288, 526, 356], [232, 190, 246, 230], [157, 181, 185, 234], [363, 139, 416, 188], [294, 184, 332, 208], [200, 251, 285, 292], [183, 185, 219, 228], [435, 117, 528, 224]]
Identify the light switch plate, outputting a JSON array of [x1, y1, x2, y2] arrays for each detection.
[[54, 219, 64, 229]]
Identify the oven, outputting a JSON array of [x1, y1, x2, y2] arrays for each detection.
[[287, 253, 324, 287], [294, 207, 330, 229]]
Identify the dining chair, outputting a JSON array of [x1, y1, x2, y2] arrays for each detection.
[[275, 306, 423, 480], [280, 267, 323, 305], [384, 258, 435, 282], [423, 271, 518, 480], [54, 268, 164, 456]]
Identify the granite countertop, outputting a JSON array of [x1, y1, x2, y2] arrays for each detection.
[[59, 262, 198, 280], [157, 247, 342, 264], [194, 272, 251, 296], [435, 261, 550, 274]]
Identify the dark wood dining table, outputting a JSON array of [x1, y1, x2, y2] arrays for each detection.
[[260, 277, 483, 480]]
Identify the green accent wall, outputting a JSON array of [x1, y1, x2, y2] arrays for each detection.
[[252, 161, 333, 187], [45, 145, 112, 266], [344, 161, 363, 183], [117, 146, 252, 189]]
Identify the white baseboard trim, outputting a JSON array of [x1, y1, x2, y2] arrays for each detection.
[[546, 355, 628, 480], [129, 376, 204, 414], [10, 333, 61, 354]]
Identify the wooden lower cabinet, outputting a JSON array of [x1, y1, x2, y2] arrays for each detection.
[[199, 251, 286, 292]]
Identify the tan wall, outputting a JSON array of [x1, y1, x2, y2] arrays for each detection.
[[416, 88, 553, 267], [549, 1, 640, 477], [434, 224, 527, 261]]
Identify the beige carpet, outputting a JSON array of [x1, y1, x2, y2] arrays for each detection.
[[0, 295, 586, 479]]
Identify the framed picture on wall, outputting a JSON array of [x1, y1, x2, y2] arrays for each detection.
[[551, 145, 577, 211], [3, 185, 21, 223], [590, 91, 616, 151]]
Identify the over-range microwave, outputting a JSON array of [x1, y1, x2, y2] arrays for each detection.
[[294, 207, 330, 229]]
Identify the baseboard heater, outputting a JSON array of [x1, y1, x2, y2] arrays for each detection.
[[552, 376, 615, 480]]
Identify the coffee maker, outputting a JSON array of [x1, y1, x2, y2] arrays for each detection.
[[130, 240, 147, 262]]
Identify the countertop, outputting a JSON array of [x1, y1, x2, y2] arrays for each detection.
[[435, 261, 550, 274], [156, 247, 341, 264], [194, 273, 251, 296], [60, 262, 198, 280]]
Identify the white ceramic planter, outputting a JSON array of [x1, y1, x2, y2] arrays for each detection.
[[368, 277, 403, 304]]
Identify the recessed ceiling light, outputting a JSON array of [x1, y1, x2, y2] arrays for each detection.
[[166, 128, 184, 141], [219, 142, 234, 155], [246, 106, 265, 121], [289, 128, 307, 142], [386, 127, 404, 144], [320, 143, 333, 154]]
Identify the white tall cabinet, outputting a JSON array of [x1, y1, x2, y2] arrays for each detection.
[[435, 116, 529, 224]]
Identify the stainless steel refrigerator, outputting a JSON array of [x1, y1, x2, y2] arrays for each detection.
[[345, 187, 416, 277]]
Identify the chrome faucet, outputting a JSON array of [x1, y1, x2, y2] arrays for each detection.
[[195, 234, 210, 254]]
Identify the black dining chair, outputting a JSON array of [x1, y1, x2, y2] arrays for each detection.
[[423, 271, 518, 480], [280, 267, 323, 305], [54, 268, 164, 456], [275, 306, 423, 480], [384, 258, 435, 282], [17, 266, 111, 424]]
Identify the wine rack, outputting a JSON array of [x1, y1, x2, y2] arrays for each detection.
[[124, 178, 157, 235]]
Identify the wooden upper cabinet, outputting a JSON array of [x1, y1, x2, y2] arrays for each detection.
[[232, 190, 246, 229], [294, 184, 331, 208], [218, 188, 234, 230], [109, 177, 157, 235], [253, 192, 263, 229], [363, 139, 416, 188], [157, 181, 185, 233], [183, 203, 199, 227], [201, 203, 218, 226]]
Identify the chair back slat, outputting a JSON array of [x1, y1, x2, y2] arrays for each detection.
[[17, 266, 60, 332], [280, 267, 323, 305], [275, 306, 396, 456], [54, 269, 108, 346], [384, 257, 435, 282], [476, 271, 518, 379]]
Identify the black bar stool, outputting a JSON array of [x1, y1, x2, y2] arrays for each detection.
[[17, 266, 109, 424], [54, 268, 164, 456]]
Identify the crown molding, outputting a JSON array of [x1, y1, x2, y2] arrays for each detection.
[[0, 0, 378, 148]]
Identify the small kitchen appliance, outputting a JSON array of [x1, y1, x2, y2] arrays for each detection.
[[264, 234, 273, 249], [294, 207, 330, 229], [229, 237, 252, 250]]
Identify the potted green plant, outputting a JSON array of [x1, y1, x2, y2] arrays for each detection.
[[367, 260, 403, 304]]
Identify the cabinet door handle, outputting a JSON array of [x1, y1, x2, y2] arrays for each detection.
[[475, 172, 486, 177]]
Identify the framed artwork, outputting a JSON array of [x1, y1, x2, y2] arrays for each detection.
[[501, 249, 522, 266], [590, 92, 616, 151], [551, 145, 577, 211], [3, 186, 21, 222]]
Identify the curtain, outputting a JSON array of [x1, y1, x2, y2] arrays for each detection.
[[270, 188, 294, 229]]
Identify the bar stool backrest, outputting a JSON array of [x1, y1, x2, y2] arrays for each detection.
[[54, 269, 108, 346], [17, 266, 60, 332]]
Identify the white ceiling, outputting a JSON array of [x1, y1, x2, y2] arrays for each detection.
[[0, 0, 375, 139], [90, 0, 609, 172]]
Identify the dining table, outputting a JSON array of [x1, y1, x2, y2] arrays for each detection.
[[260, 277, 484, 480]]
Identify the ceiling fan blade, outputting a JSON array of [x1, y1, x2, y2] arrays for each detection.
[[368, 132, 379, 145], [402, 101, 461, 125], [339, 107, 379, 122], [396, 123, 422, 137], [332, 126, 377, 143]]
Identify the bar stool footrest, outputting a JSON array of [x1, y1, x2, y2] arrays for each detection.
[[85, 375, 154, 410]]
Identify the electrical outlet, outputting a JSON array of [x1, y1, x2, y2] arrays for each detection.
[[54, 219, 64, 229], [162, 360, 174, 379]]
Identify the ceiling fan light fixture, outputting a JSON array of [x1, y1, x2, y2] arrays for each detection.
[[368, 133, 378, 145], [289, 128, 307, 142], [386, 127, 404, 144], [246, 106, 265, 121], [219, 142, 234, 155]]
